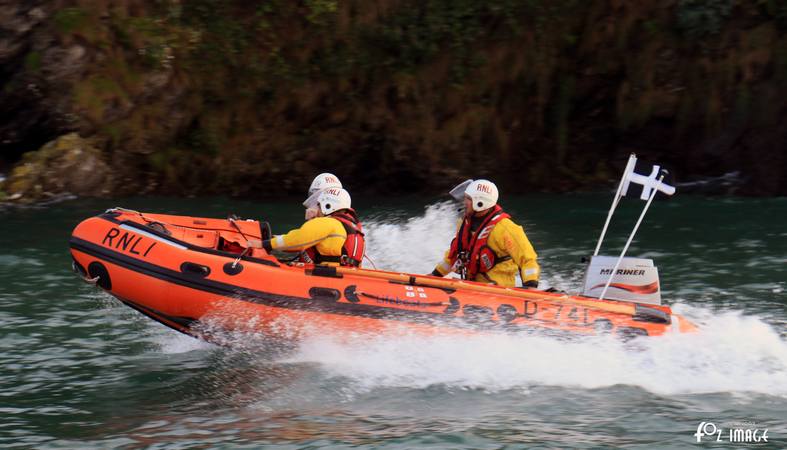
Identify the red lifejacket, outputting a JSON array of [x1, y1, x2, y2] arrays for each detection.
[[447, 205, 511, 280], [301, 209, 365, 267]]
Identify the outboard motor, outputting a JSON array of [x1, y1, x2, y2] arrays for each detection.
[[581, 256, 661, 305]]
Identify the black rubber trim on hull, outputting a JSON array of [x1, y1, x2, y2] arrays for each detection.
[[633, 304, 671, 324], [115, 294, 198, 337]]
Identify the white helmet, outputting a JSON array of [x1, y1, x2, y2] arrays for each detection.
[[308, 173, 342, 196], [317, 188, 351, 215], [465, 179, 498, 212]]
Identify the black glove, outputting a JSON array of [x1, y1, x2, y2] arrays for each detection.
[[521, 280, 538, 289], [429, 269, 443, 277]]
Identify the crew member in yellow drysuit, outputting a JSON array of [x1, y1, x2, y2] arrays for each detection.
[[430, 179, 540, 288], [262, 187, 365, 267]]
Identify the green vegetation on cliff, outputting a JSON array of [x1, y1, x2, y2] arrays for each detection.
[[2, 0, 786, 201]]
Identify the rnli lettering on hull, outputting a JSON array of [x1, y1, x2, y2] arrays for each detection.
[[102, 227, 159, 257]]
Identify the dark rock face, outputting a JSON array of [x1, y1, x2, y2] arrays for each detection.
[[0, 1, 785, 203], [0, 3, 47, 64], [0, 2, 77, 164]]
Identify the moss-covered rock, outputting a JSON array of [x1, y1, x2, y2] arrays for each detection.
[[3, 133, 111, 203]]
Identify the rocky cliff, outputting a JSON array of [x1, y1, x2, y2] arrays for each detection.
[[1, 0, 786, 203]]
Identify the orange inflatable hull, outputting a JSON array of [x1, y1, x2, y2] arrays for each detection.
[[69, 209, 697, 343]]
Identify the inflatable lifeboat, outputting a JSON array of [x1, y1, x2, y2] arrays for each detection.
[[69, 208, 697, 342]]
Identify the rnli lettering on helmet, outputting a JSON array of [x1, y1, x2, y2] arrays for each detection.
[[326, 188, 341, 196], [325, 176, 337, 183], [477, 184, 492, 193], [102, 227, 157, 257]]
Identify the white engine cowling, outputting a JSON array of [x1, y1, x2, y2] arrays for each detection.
[[581, 255, 662, 305]]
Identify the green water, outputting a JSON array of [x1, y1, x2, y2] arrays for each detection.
[[1, 194, 785, 448]]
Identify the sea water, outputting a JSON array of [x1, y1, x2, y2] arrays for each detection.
[[1, 194, 785, 448]]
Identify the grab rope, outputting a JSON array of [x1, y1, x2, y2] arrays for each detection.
[[231, 246, 251, 269], [228, 216, 250, 243], [81, 274, 100, 285], [106, 206, 141, 215], [105, 207, 154, 223]]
